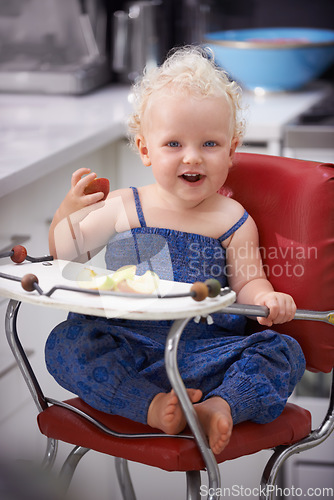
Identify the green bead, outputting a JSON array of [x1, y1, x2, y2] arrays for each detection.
[[204, 279, 221, 298]]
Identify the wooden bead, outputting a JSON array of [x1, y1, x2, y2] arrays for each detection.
[[205, 279, 221, 297], [21, 274, 39, 292], [11, 245, 27, 263], [190, 282, 209, 302]]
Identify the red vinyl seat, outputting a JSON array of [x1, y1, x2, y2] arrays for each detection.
[[6, 153, 334, 499], [38, 397, 311, 472]]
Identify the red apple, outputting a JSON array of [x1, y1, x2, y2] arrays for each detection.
[[84, 178, 109, 201]]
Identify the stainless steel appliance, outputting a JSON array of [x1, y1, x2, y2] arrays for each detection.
[[112, 0, 166, 83], [0, 0, 212, 94], [111, 0, 210, 83], [0, 0, 110, 95]]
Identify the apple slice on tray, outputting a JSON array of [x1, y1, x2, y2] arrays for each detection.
[[76, 265, 160, 295], [117, 270, 160, 294]]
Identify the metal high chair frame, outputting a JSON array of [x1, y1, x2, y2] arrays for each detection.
[[5, 297, 334, 500], [2, 152, 334, 500], [4, 296, 334, 500]]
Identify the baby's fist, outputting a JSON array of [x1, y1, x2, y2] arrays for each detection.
[[257, 292, 296, 326]]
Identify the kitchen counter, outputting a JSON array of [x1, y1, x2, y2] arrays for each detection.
[[0, 81, 329, 198], [0, 85, 132, 198], [241, 81, 331, 154]]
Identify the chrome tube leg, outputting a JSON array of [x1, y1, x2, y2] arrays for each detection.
[[165, 319, 221, 500], [5, 300, 58, 471], [115, 457, 137, 500], [58, 446, 90, 493], [41, 438, 58, 471], [260, 444, 290, 500], [5, 299, 48, 413], [186, 471, 201, 500]]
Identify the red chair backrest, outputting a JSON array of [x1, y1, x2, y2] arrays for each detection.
[[222, 153, 334, 373]]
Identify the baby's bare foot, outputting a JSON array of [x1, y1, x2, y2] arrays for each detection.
[[195, 397, 233, 455], [147, 388, 202, 435]]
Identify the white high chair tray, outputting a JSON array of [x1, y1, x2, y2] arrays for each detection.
[[0, 260, 236, 320]]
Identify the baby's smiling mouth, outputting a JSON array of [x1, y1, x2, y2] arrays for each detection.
[[181, 173, 203, 183]]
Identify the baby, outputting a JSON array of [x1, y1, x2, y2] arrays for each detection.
[[46, 46, 305, 455]]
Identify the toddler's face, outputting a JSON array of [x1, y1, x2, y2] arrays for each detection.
[[136, 90, 238, 205]]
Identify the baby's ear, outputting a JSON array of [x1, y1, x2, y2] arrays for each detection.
[[136, 135, 151, 166], [229, 137, 239, 167]]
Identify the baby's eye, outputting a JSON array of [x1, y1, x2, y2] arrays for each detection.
[[204, 141, 217, 147], [167, 141, 181, 147]]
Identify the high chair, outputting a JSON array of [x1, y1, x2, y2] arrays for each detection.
[[3, 153, 334, 500]]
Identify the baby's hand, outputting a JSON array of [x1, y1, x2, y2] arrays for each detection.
[[63, 168, 105, 215], [256, 292, 296, 327]]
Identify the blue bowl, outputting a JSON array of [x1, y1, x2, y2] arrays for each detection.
[[204, 28, 334, 92]]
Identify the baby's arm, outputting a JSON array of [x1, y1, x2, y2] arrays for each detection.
[[49, 168, 118, 261], [226, 213, 296, 327]]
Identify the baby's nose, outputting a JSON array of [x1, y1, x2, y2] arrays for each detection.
[[182, 147, 202, 164]]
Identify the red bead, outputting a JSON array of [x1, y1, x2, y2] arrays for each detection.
[[190, 282, 209, 302], [11, 245, 27, 263], [21, 274, 39, 292]]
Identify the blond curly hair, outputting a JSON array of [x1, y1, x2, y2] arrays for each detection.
[[127, 45, 245, 148]]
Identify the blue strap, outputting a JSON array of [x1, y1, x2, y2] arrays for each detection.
[[218, 210, 249, 242], [130, 186, 147, 228]]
